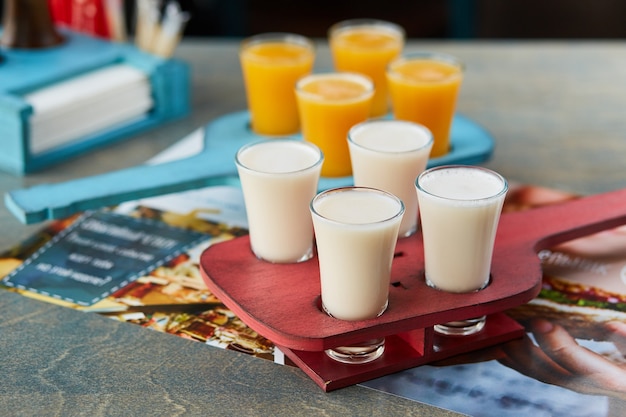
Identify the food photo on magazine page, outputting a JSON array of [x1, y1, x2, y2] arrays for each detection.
[[363, 182, 626, 417], [0, 186, 275, 362]]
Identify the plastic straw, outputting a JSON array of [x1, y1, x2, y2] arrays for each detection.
[[150, 1, 190, 58]]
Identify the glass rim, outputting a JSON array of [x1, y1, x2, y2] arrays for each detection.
[[240, 32, 315, 51], [295, 72, 374, 102], [310, 186, 405, 226], [416, 165, 508, 203], [235, 139, 324, 175], [328, 18, 406, 39], [388, 51, 465, 74], [348, 119, 434, 155]]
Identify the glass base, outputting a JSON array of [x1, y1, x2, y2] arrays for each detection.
[[399, 223, 417, 238], [252, 245, 314, 264], [325, 338, 385, 364], [434, 316, 487, 336]]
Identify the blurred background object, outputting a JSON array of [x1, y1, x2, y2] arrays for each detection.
[[2, 0, 626, 40], [0, 0, 64, 48]]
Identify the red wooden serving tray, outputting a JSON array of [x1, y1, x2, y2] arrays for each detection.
[[200, 187, 626, 391]]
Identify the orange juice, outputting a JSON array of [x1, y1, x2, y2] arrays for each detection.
[[387, 53, 463, 157], [295, 73, 374, 177], [329, 19, 404, 118], [240, 34, 315, 136]]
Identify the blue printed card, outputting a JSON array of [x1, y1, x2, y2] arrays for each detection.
[[2, 210, 208, 306]]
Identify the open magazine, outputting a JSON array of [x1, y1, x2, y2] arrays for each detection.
[[1, 129, 625, 416], [0, 185, 273, 362], [363, 184, 626, 417]]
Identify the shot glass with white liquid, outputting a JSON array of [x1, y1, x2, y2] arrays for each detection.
[[348, 119, 433, 237], [310, 187, 404, 363], [236, 139, 323, 263], [416, 165, 508, 336]]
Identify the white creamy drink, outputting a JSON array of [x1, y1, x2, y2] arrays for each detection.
[[311, 187, 404, 321], [349, 120, 433, 237], [236, 140, 323, 263], [416, 166, 508, 293]]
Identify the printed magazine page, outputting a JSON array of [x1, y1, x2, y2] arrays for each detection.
[[363, 183, 626, 417], [0, 185, 275, 362]]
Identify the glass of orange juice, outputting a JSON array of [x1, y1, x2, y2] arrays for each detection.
[[386, 52, 464, 157], [240, 33, 315, 136], [329, 19, 405, 118], [295, 72, 374, 177]]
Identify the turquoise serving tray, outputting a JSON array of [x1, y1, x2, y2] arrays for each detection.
[[5, 110, 494, 224]]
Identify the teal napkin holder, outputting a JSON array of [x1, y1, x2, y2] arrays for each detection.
[[0, 29, 190, 175]]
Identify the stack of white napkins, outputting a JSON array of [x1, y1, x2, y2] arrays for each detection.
[[24, 64, 154, 154]]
